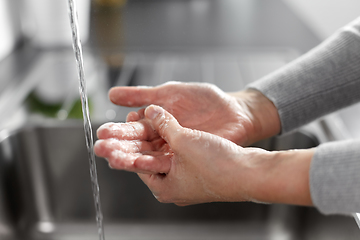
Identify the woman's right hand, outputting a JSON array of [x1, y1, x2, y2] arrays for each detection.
[[108, 82, 281, 146]]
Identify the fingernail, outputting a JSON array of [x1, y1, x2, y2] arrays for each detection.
[[146, 105, 163, 120]]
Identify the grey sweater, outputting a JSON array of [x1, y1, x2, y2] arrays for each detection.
[[248, 17, 360, 215]]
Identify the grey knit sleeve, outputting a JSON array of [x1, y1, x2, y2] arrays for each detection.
[[310, 140, 360, 214], [246, 17, 360, 215], [247, 17, 360, 133]]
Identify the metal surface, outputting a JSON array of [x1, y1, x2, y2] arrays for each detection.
[[0, 121, 359, 240], [0, 50, 358, 240], [0, 121, 315, 240], [89, 0, 320, 53]]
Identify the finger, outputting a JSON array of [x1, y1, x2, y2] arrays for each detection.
[[133, 153, 172, 174], [94, 141, 152, 174], [126, 112, 140, 122], [94, 139, 172, 174], [108, 151, 154, 174], [95, 145, 172, 174], [96, 121, 157, 141], [109, 86, 159, 107], [137, 108, 145, 119], [144, 105, 182, 146], [94, 139, 153, 156], [126, 108, 146, 122]]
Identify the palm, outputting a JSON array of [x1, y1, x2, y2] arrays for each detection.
[[110, 82, 255, 145], [158, 84, 251, 144]]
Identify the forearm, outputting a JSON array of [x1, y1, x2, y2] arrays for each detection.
[[228, 90, 313, 206], [235, 147, 315, 206]]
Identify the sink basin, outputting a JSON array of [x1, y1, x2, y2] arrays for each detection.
[[0, 50, 358, 239], [0, 120, 359, 240]]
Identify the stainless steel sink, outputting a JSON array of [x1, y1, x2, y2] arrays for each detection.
[[0, 120, 359, 240], [0, 48, 358, 240]]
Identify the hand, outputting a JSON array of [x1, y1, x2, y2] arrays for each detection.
[[95, 105, 254, 205], [108, 82, 280, 146], [94, 105, 314, 206]]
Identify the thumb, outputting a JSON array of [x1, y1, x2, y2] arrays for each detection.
[[144, 105, 182, 146]]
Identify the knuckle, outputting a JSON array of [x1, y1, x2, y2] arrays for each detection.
[[108, 151, 127, 169], [157, 118, 170, 138]]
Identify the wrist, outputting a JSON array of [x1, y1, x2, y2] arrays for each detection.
[[248, 148, 315, 206], [228, 89, 281, 145]]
